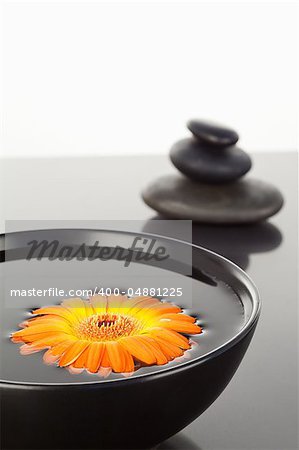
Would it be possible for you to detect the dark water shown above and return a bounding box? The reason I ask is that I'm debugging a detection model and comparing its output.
[0,258,245,384]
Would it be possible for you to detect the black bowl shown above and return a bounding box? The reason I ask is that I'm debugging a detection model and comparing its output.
[0,229,261,449]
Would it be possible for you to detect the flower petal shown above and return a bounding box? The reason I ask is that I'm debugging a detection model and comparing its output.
[106,342,128,373]
[149,327,190,350]
[137,336,169,365]
[58,340,89,367]
[11,331,69,344]
[158,319,201,334]
[72,345,90,369]
[43,340,73,365]
[85,342,104,373]
[100,346,111,368]
[62,298,89,322]
[19,334,67,353]
[123,350,135,373]
[33,306,75,323]
[12,322,73,339]
[159,313,196,323]
[90,295,108,315]
[154,338,184,359]
[119,336,156,365]
[19,344,42,355]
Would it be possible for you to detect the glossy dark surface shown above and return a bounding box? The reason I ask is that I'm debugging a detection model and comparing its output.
[0,152,297,449]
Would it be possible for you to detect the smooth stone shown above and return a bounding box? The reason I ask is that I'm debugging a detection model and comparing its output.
[170,138,252,183]
[142,175,284,224]
[187,119,239,146]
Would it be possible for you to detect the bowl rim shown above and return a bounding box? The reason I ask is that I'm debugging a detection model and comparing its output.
[0,228,261,387]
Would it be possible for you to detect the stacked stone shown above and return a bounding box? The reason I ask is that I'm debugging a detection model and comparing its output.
[142,119,283,224]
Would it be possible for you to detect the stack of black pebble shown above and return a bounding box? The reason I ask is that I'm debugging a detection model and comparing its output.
[142,119,284,224]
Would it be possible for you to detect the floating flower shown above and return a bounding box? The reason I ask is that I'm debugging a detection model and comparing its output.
[11,295,202,376]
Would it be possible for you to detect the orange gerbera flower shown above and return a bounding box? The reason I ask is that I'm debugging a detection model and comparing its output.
[11,295,202,376]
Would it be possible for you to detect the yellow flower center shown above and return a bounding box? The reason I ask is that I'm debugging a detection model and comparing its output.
[75,313,141,342]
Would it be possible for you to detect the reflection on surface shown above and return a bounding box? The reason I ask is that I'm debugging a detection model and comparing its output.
[143,217,282,270]
[158,433,202,450]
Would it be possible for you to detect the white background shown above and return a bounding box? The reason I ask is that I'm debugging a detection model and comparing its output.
[0,1,298,157]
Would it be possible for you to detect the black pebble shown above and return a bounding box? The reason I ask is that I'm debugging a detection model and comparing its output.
[142,175,284,224]
[187,119,239,147]
[170,138,252,183]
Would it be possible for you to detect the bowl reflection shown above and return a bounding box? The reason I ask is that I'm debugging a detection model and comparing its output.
[158,433,201,450]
